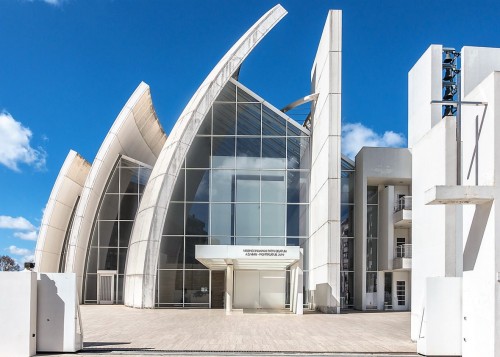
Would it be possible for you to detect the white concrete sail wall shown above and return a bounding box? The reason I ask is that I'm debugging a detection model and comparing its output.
[461,70,499,356]
[64,82,166,299]
[124,5,287,308]
[309,10,342,313]
[409,45,460,342]
[35,150,91,272]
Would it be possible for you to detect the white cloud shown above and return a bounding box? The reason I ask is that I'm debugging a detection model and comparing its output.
[7,245,31,256]
[342,122,406,159]
[0,215,36,231]
[14,231,38,241]
[0,111,47,172]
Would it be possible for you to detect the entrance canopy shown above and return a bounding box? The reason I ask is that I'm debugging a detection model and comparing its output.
[195,245,300,270]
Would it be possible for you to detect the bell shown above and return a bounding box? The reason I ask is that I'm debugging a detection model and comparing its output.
[443,86,455,101]
[443,105,455,116]
[443,68,455,81]
[443,52,454,63]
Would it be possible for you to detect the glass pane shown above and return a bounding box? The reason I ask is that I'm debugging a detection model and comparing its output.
[118,248,127,274]
[340,272,354,306]
[197,108,212,135]
[237,103,261,135]
[367,205,378,238]
[340,238,354,271]
[120,166,140,195]
[185,236,208,269]
[235,203,259,237]
[366,272,377,293]
[210,203,233,236]
[163,203,184,235]
[213,103,236,135]
[137,167,152,193]
[90,226,98,247]
[237,87,258,102]
[235,236,259,245]
[186,136,211,168]
[98,247,118,270]
[262,138,286,169]
[119,221,133,247]
[261,171,285,202]
[117,275,124,303]
[262,106,286,136]
[119,195,138,220]
[286,237,307,247]
[367,186,378,204]
[366,238,378,271]
[184,270,210,304]
[211,236,232,245]
[287,171,308,203]
[185,169,210,202]
[341,175,354,203]
[216,81,236,102]
[287,122,306,136]
[106,169,120,193]
[236,171,260,202]
[158,270,183,304]
[236,138,261,169]
[86,248,98,274]
[99,194,118,220]
[341,204,354,237]
[287,137,310,169]
[287,204,308,237]
[261,204,285,236]
[261,237,286,246]
[99,221,118,247]
[211,170,234,202]
[171,169,185,201]
[185,203,209,236]
[212,137,235,168]
[158,236,184,269]
[85,274,97,301]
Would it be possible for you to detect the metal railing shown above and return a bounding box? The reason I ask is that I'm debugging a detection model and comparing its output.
[394,196,412,212]
[395,244,412,258]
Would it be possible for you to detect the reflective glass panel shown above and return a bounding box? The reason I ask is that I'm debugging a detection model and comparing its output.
[236,138,261,169]
[261,171,285,202]
[85,274,97,301]
[211,170,234,202]
[287,204,308,237]
[235,203,259,237]
[163,203,184,236]
[366,238,378,271]
[171,169,185,201]
[340,238,354,271]
[99,221,118,247]
[185,203,209,236]
[185,169,210,202]
[158,236,184,269]
[186,137,211,168]
[261,204,285,236]
[367,205,378,238]
[213,103,236,135]
[262,106,286,136]
[158,270,183,304]
[210,203,232,236]
[236,171,260,202]
[212,137,235,168]
[341,205,354,237]
[184,270,210,304]
[237,103,261,135]
[185,236,208,269]
[119,195,138,220]
[262,138,286,169]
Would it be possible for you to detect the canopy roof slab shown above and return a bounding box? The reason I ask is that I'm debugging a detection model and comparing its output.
[425,185,495,205]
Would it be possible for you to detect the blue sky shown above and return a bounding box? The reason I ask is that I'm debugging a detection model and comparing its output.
[1,0,500,263]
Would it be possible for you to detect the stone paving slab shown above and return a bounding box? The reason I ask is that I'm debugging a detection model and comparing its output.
[80,306,416,353]
[37,306,417,356]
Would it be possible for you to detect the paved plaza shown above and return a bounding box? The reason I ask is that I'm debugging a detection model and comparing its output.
[60,306,418,356]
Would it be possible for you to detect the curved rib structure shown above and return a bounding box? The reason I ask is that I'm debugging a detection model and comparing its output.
[65,82,167,299]
[35,150,91,272]
[124,4,287,308]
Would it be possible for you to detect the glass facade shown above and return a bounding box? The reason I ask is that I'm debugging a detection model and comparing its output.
[366,186,378,294]
[340,158,355,308]
[156,80,311,307]
[84,157,152,304]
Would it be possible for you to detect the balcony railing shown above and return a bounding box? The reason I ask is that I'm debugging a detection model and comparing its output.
[395,244,412,259]
[394,195,412,212]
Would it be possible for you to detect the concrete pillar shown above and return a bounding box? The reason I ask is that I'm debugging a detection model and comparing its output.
[225,264,233,314]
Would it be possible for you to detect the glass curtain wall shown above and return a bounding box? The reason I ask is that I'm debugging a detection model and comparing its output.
[366,186,379,297]
[157,79,311,308]
[84,156,152,304]
[340,158,355,308]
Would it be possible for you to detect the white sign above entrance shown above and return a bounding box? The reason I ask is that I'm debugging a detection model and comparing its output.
[195,245,300,270]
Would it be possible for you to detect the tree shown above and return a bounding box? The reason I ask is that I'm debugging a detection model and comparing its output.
[0,255,21,271]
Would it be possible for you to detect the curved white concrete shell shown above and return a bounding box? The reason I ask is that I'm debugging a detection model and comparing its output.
[64,82,167,299]
[124,5,287,308]
[35,150,91,272]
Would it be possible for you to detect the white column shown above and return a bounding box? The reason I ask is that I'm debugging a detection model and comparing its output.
[290,265,296,312]
[225,264,233,314]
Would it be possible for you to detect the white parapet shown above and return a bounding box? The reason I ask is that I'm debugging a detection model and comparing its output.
[425,185,495,205]
[0,272,37,357]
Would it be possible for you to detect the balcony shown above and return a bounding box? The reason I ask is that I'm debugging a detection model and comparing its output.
[393,244,412,270]
[393,196,412,228]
